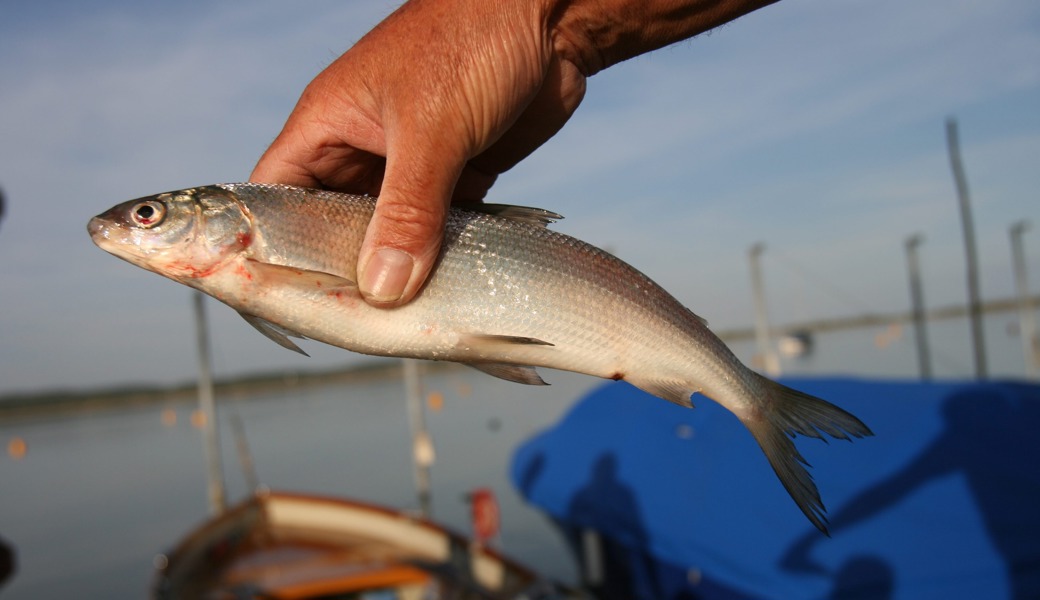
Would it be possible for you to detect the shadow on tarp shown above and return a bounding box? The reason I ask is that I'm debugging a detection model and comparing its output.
[511,378,1040,599]
[0,534,14,590]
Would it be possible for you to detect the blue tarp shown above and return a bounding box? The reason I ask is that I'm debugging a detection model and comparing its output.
[511,378,1040,599]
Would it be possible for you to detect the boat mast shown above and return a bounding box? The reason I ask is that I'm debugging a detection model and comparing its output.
[905,233,932,379]
[403,359,434,517]
[1010,221,1039,378]
[194,292,226,515]
[749,243,781,376]
[946,117,987,378]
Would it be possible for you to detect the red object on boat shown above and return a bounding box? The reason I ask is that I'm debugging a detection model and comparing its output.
[470,488,500,543]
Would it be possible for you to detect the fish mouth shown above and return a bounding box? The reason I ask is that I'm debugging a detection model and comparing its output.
[86,215,120,250]
[87,211,129,253]
[86,216,107,243]
[86,214,154,271]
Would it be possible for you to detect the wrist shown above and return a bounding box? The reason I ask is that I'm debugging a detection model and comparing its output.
[546,0,780,75]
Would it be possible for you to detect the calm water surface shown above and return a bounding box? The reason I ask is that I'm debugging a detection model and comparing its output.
[1,314,1036,598]
[0,366,595,598]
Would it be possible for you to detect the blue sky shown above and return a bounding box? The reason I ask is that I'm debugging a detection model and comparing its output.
[1,0,1038,395]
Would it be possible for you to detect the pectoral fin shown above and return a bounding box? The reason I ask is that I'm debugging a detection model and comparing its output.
[467,363,548,385]
[246,259,357,291]
[458,333,555,349]
[239,313,309,356]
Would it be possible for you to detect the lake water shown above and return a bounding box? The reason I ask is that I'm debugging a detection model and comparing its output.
[0,366,597,598]
[1,313,1036,598]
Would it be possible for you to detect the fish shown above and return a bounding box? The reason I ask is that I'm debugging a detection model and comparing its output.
[88,182,871,533]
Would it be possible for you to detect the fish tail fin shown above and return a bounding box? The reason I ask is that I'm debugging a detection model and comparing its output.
[741,376,873,535]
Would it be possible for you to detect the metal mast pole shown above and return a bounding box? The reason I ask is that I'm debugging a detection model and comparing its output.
[193,291,226,515]
[946,117,987,378]
[749,243,781,376]
[403,359,433,517]
[1010,221,1039,377]
[905,234,932,379]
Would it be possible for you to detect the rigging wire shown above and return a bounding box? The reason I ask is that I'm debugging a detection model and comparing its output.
[766,248,969,377]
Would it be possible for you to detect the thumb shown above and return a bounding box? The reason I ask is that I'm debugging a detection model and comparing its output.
[357,145,462,307]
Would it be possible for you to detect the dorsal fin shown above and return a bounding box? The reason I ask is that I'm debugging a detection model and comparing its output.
[466,203,563,227]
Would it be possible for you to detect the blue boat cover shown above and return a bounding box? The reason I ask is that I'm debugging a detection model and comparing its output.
[511,378,1040,599]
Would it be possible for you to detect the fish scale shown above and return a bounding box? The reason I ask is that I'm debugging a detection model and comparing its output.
[88,182,872,533]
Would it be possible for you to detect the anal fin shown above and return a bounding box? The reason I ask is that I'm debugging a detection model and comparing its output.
[467,363,548,385]
[629,378,696,409]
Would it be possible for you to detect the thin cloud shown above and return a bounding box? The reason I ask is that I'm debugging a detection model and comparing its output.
[0,0,1038,393]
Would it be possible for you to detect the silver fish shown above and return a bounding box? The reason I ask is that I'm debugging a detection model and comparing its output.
[88,183,871,532]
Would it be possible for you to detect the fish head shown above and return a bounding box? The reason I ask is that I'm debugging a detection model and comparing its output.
[87,185,252,284]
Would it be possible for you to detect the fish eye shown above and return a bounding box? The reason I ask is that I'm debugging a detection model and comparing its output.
[130,200,166,228]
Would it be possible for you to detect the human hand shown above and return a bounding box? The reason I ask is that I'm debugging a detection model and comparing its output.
[251,0,587,306]
[251,0,779,307]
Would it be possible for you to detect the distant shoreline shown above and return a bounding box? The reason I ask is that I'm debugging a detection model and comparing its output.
[0,359,463,422]
[3,295,1033,421]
